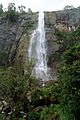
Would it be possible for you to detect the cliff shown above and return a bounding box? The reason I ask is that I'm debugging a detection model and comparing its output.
[44,7,80,79]
[44,12,60,80]
[0,8,80,79]
[0,12,38,66]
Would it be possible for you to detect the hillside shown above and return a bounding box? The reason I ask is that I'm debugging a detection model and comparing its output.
[0,4,80,120]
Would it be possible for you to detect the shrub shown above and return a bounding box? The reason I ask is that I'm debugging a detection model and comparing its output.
[5,10,19,22]
[28,112,40,120]
[40,105,54,120]
[58,44,80,120]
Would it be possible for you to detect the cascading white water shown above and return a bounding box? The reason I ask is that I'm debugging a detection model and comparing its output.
[28,11,51,81]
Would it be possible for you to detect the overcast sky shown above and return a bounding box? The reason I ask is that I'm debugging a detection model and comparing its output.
[0,0,80,11]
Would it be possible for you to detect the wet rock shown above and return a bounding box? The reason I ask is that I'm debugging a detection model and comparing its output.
[44,12,60,80]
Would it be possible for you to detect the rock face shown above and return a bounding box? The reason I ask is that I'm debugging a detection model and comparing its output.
[0,12,38,66]
[44,12,61,80]
[0,11,73,80]
[44,9,80,80]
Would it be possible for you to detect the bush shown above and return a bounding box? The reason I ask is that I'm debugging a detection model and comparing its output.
[54,104,74,120]
[40,105,54,120]
[58,44,80,120]
[28,112,40,120]
[31,89,42,107]
[0,59,40,119]
[5,10,19,22]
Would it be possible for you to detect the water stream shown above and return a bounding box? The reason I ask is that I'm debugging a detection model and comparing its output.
[28,11,52,81]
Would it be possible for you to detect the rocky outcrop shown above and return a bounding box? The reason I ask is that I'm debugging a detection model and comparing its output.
[10,13,38,64]
[44,12,61,80]
[0,12,38,66]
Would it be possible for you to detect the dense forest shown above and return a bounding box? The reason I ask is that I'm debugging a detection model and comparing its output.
[0,3,80,120]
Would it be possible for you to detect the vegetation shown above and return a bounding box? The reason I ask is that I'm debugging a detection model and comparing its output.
[56,5,80,26]
[55,44,80,120]
[18,5,26,13]
[47,25,80,120]
[55,27,80,51]
[0,3,80,120]
[53,24,80,120]
[0,3,27,22]
[28,112,40,120]
[0,61,58,120]
[5,3,19,22]
[0,4,3,16]
[0,61,38,119]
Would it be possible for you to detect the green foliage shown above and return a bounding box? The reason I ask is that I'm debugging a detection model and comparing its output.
[31,81,60,109]
[54,104,74,120]
[62,44,80,64]
[31,89,42,106]
[0,61,38,119]
[54,28,80,120]
[0,4,80,120]
[5,3,19,22]
[5,10,19,22]
[28,112,40,120]
[0,65,29,106]
[40,105,54,120]
[75,27,80,41]
[55,27,80,52]
[41,81,60,103]
[23,21,35,34]
[58,44,80,120]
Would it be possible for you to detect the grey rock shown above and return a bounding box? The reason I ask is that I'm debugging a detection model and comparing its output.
[0,12,38,66]
[44,12,61,80]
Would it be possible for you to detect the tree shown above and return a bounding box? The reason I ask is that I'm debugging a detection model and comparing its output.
[8,3,16,11]
[0,4,3,15]
[64,5,74,10]
[0,59,39,119]
[18,5,26,13]
[28,8,32,14]
[6,3,19,22]
[59,44,80,120]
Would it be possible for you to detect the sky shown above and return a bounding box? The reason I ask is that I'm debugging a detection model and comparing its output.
[0,0,80,12]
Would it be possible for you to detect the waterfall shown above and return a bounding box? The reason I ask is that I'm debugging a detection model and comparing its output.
[28,11,51,81]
